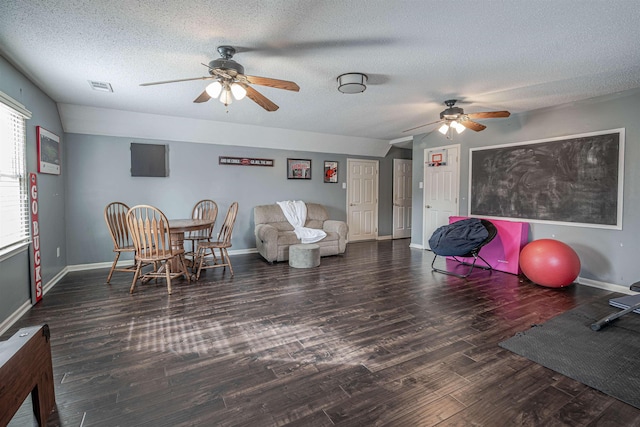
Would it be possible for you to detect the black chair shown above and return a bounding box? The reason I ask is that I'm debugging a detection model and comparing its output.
[429,218,497,279]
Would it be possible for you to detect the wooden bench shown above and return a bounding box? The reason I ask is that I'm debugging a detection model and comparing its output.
[0,324,56,426]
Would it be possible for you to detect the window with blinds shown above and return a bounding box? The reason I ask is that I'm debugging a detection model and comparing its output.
[0,93,31,254]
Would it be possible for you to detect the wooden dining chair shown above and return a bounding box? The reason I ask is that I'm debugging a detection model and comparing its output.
[126,205,190,294]
[184,199,218,266]
[104,201,137,283]
[195,202,239,280]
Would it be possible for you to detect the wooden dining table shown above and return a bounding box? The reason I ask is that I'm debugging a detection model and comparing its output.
[168,218,215,274]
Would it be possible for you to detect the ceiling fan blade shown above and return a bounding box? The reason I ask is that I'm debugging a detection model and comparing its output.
[466,111,511,119]
[193,90,211,103]
[244,85,279,111]
[140,76,215,86]
[402,119,443,133]
[460,120,487,132]
[244,75,300,92]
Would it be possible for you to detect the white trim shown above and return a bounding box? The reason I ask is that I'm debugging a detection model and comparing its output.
[0,266,67,336]
[0,241,29,262]
[0,90,32,119]
[229,248,258,255]
[65,248,260,272]
[66,261,113,272]
[409,243,425,250]
[43,267,68,296]
[377,235,392,241]
[0,300,32,336]
[577,277,633,295]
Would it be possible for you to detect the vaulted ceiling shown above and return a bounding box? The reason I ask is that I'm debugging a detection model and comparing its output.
[2,1,640,145]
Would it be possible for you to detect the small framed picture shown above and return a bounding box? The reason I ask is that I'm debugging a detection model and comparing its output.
[324,161,338,183]
[37,126,61,175]
[287,158,312,179]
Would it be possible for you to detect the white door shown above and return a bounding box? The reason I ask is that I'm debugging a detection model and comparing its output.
[423,145,460,249]
[393,159,412,239]
[347,159,379,242]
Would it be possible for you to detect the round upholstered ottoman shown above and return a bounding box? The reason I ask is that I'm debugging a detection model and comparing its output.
[289,244,321,268]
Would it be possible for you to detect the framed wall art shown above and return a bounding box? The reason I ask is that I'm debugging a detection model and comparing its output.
[324,161,338,183]
[469,128,624,229]
[37,126,61,175]
[287,158,311,179]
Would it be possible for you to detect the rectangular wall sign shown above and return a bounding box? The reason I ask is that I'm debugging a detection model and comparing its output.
[219,156,274,166]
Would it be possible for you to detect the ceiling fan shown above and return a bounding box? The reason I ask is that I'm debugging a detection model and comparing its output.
[403,99,510,137]
[140,45,300,112]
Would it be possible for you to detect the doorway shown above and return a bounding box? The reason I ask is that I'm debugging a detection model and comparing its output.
[392,158,412,239]
[423,145,460,249]
[346,158,379,242]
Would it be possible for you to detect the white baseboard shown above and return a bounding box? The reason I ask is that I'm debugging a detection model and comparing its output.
[229,248,258,255]
[377,235,392,241]
[66,248,259,272]
[67,261,115,271]
[0,266,70,336]
[0,300,32,336]
[409,243,425,250]
[577,277,634,295]
[43,266,69,296]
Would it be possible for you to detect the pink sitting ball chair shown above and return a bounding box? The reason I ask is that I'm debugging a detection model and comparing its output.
[519,239,581,288]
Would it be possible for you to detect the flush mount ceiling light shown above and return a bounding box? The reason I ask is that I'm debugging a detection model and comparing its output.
[337,73,368,94]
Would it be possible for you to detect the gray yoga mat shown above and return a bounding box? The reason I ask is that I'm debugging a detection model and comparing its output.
[499,297,640,409]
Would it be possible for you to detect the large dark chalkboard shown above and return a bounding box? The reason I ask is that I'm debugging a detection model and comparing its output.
[469,129,623,228]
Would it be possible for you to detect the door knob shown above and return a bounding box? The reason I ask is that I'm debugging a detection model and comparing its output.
[425,205,431,208]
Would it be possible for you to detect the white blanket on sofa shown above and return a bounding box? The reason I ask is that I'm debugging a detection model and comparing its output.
[277,200,327,244]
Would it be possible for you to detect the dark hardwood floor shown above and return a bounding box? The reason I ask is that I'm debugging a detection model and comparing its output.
[5,239,640,426]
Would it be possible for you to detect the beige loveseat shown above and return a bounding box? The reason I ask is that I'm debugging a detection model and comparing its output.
[254,203,348,263]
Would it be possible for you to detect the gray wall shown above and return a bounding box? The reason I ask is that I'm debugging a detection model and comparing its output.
[0,55,66,323]
[64,136,411,266]
[411,90,640,287]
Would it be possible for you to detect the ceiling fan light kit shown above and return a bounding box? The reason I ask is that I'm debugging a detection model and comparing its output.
[230,83,247,100]
[439,120,466,139]
[337,73,368,94]
[403,99,511,136]
[205,80,247,106]
[205,81,222,98]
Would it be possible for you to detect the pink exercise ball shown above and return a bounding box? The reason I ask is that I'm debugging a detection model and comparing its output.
[519,239,581,288]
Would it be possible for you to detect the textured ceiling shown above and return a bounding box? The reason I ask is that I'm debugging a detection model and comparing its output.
[2,0,640,142]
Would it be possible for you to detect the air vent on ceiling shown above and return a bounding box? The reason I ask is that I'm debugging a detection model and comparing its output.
[88,80,113,92]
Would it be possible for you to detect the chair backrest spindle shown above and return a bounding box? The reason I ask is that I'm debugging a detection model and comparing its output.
[104,202,133,250]
[188,199,218,239]
[218,202,239,245]
[127,205,174,260]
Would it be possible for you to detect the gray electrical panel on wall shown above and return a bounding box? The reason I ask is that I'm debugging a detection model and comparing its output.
[130,143,169,177]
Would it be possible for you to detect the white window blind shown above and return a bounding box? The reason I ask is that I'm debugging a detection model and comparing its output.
[0,92,31,253]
